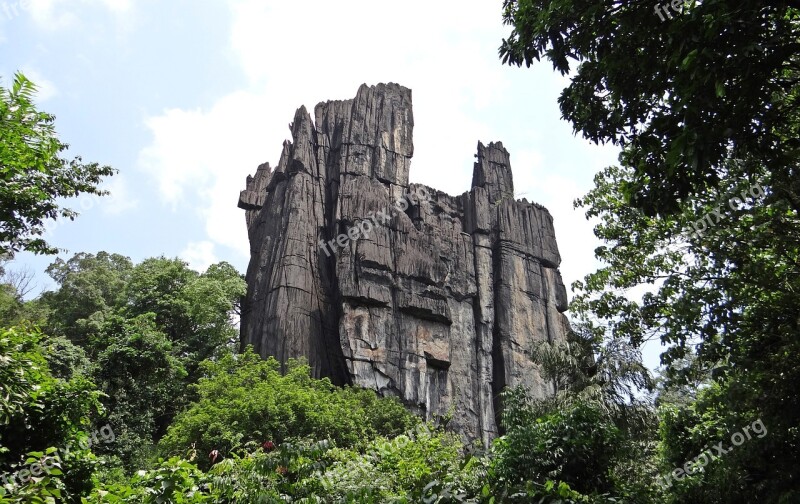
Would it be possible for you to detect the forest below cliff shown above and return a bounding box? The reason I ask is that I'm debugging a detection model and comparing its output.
[2,0,800,502]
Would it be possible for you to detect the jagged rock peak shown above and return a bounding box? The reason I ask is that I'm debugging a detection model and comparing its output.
[313,82,413,186]
[472,141,514,204]
[238,83,570,447]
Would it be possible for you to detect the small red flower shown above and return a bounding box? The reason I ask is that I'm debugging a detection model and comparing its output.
[262,440,276,452]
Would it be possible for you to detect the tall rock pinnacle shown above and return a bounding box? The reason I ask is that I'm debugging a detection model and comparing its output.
[238,83,570,445]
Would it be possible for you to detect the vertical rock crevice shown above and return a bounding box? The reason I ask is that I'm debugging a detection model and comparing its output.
[238,83,570,445]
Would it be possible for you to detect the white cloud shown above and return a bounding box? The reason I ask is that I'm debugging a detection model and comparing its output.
[102,174,139,215]
[180,241,218,272]
[136,0,521,261]
[136,0,623,304]
[20,66,57,101]
[97,0,129,12]
[138,91,275,257]
[25,0,78,29]
[24,0,130,30]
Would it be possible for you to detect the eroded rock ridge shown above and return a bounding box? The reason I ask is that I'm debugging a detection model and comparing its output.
[239,83,570,445]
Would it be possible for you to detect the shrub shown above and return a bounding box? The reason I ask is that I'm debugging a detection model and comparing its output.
[158,348,418,468]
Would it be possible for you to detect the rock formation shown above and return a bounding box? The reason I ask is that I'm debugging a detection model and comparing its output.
[239,83,570,446]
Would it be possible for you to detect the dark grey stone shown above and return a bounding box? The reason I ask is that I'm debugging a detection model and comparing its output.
[239,83,571,446]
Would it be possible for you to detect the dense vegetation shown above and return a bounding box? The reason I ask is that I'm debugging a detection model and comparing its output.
[2,0,799,500]
[502,0,800,502]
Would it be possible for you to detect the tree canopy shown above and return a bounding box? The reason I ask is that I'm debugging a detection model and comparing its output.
[500,1,800,501]
[0,73,115,256]
[500,0,800,215]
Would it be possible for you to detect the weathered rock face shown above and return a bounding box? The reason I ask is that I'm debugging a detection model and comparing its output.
[239,83,570,445]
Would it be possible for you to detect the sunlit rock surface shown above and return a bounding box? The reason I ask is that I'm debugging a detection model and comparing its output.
[239,83,570,445]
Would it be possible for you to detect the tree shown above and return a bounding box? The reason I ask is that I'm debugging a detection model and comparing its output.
[528,327,653,421]
[493,389,626,498]
[569,163,799,501]
[36,253,247,468]
[89,426,477,503]
[0,283,21,327]
[124,257,197,343]
[0,260,45,327]
[124,258,244,358]
[93,313,188,468]
[501,4,800,500]
[491,329,657,501]
[0,73,115,256]
[41,253,245,365]
[0,325,105,501]
[499,0,800,215]
[0,262,35,299]
[41,252,133,344]
[123,257,246,379]
[158,349,418,470]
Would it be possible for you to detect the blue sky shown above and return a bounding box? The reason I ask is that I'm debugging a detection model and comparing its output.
[1,0,664,369]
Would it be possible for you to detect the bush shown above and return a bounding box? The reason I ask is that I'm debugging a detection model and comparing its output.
[317,425,475,502]
[491,387,624,497]
[0,325,106,502]
[159,348,418,468]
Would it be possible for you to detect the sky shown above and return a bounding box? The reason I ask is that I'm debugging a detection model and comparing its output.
[1,0,664,369]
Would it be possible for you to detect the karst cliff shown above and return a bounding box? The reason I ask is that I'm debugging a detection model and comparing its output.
[238,83,571,445]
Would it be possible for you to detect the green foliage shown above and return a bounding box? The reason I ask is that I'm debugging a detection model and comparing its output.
[43,253,245,366]
[94,314,188,467]
[39,336,92,381]
[159,348,418,468]
[92,426,481,503]
[124,257,197,342]
[493,388,623,495]
[37,252,246,469]
[84,457,213,503]
[0,326,102,453]
[0,325,50,427]
[500,12,800,498]
[486,331,659,503]
[76,334,657,503]
[0,447,69,504]
[655,381,792,504]
[0,263,47,327]
[124,257,246,376]
[500,0,800,215]
[570,160,800,501]
[207,438,334,502]
[0,73,115,256]
[0,285,20,328]
[42,252,133,345]
[314,426,475,502]
[529,330,653,427]
[0,325,106,502]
